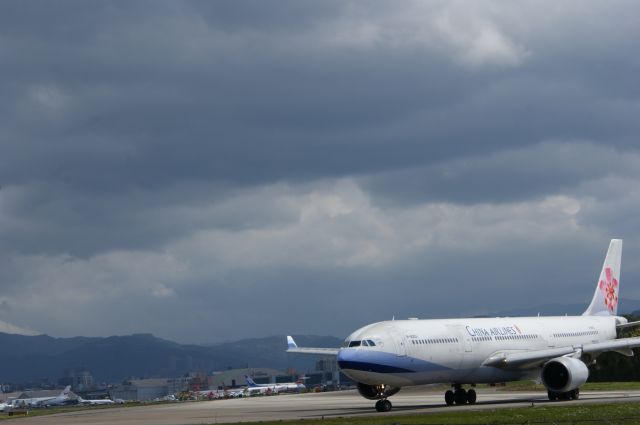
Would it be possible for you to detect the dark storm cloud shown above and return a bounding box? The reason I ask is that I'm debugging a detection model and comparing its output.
[362,142,640,205]
[3,1,638,194]
[1,1,640,342]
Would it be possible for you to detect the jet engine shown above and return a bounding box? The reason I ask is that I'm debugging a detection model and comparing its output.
[356,383,401,400]
[541,356,589,393]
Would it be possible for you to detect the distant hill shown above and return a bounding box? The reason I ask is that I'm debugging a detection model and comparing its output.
[0,333,341,384]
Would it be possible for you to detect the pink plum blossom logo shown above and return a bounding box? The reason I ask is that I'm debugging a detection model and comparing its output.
[599,267,618,312]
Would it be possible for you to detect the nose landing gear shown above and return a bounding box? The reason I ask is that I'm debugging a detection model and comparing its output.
[445,384,477,405]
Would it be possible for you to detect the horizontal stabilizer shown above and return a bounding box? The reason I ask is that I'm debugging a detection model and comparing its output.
[616,320,640,330]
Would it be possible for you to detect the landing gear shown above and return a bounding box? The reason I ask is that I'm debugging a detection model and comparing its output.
[375,399,392,412]
[445,390,454,405]
[445,385,476,405]
[547,388,579,401]
[467,389,477,404]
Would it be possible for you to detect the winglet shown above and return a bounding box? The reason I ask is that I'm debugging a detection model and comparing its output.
[583,239,623,316]
[287,335,298,349]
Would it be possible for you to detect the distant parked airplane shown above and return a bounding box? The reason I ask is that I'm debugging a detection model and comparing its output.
[78,396,115,405]
[244,375,305,393]
[16,386,72,407]
[288,239,640,412]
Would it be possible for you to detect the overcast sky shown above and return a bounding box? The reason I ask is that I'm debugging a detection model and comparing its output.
[1,1,639,343]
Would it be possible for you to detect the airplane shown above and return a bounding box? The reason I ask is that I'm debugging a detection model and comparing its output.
[197,387,245,399]
[15,386,73,407]
[244,375,306,393]
[287,239,640,412]
[78,396,115,405]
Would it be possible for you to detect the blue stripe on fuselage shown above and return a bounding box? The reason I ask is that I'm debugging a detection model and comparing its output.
[337,349,450,374]
[337,360,414,374]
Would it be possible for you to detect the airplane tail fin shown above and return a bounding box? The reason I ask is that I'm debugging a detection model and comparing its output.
[583,239,622,316]
[62,385,71,396]
[245,375,258,387]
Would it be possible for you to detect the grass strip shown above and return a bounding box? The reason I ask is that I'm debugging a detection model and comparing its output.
[213,402,640,425]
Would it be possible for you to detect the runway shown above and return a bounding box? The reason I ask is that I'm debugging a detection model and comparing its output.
[10,388,640,425]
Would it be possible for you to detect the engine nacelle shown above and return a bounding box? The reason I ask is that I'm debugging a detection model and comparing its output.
[541,356,589,393]
[356,383,401,400]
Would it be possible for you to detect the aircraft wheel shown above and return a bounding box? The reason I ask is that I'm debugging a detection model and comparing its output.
[547,390,558,401]
[571,389,580,400]
[375,399,392,412]
[467,389,477,404]
[444,390,455,406]
[454,388,467,404]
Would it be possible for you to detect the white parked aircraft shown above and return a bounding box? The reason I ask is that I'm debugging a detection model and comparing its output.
[198,388,245,398]
[15,386,72,407]
[288,239,640,412]
[78,396,115,405]
[244,375,305,394]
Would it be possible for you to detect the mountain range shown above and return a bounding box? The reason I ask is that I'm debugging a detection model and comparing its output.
[0,333,341,385]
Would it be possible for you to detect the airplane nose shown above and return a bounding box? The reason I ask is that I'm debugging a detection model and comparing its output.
[337,348,359,370]
[337,348,363,382]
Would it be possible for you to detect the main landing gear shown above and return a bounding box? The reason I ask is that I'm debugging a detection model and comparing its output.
[445,384,477,406]
[548,388,579,401]
[374,399,392,412]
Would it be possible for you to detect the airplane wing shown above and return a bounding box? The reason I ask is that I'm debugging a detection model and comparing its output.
[483,336,640,370]
[286,335,339,356]
[581,336,640,356]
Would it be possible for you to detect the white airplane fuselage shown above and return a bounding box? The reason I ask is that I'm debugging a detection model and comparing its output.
[338,315,617,387]
[80,398,115,405]
[288,239,639,412]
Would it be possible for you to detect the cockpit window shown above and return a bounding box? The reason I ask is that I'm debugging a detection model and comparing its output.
[348,340,361,347]
[361,340,370,346]
[366,339,376,346]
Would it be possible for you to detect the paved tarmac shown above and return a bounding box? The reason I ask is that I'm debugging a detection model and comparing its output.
[9,388,640,425]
